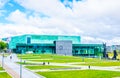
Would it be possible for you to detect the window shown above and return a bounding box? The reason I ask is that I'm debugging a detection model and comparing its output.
[27,37,31,44]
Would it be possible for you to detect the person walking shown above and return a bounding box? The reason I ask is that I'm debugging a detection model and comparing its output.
[88,65,90,69]
[48,62,49,65]
[10,55,12,60]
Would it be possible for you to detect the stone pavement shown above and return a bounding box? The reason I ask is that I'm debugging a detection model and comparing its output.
[0,54,44,78]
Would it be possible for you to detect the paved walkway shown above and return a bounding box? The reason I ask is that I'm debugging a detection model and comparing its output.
[24,61,120,72]
[0,54,44,78]
[0,71,5,72]
[49,63,120,72]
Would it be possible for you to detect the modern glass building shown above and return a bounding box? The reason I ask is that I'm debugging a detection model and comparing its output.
[2,34,104,57]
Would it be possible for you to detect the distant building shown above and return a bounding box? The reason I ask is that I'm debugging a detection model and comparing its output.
[2,34,104,57]
[112,45,120,51]
[106,46,113,52]
[106,45,120,53]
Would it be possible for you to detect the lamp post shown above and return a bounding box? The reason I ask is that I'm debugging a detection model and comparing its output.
[20,50,23,78]
[2,52,4,68]
[88,50,90,58]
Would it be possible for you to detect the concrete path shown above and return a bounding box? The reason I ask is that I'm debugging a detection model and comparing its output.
[29,62,120,72]
[23,60,120,72]
[0,54,44,78]
[50,63,120,72]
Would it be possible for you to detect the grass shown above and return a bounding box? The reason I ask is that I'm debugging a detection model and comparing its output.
[0,53,10,57]
[0,72,11,78]
[4,53,10,57]
[17,54,104,63]
[108,52,120,59]
[17,54,120,66]
[37,70,120,78]
[17,54,80,59]
[17,62,40,65]
[30,58,106,63]
[25,65,72,70]
[27,59,83,63]
[76,61,120,66]
[0,67,11,78]
[0,67,4,70]
[17,54,120,78]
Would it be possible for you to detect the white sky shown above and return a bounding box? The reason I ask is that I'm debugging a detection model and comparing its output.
[0,0,120,45]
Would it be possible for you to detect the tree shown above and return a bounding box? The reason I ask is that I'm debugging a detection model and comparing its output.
[0,41,7,52]
[112,50,117,60]
[103,43,107,58]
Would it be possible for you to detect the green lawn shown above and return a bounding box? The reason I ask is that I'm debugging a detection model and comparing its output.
[25,65,71,70]
[77,61,120,66]
[28,59,83,63]
[17,54,104,63]
[37,70,120,78]
[17,54,120,78]
[0,53,10,57]
[0,72,11,78]
[0,66,11,78]
[17,54,80,59]
[0,67,4,70]
[17,62,40,65]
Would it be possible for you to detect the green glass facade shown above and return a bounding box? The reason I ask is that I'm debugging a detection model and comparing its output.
[2,34,104,57]
[73,44,103,56]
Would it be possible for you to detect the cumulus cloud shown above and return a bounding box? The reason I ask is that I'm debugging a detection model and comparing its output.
[82,36,120,46]
[0,0,9,16]
[0,0,9,8]
[0,10,6,16]
[1,0,120,45]
[73,0,120,17]
[6,10,28,24]
[6,9,83,36]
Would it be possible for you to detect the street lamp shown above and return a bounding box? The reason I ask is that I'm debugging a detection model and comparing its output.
[2,52,4,68]
[20,50,23,78]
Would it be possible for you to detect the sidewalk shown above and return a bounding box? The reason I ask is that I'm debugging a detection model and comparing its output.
[23,60,120,72]
[22,59,120,72]
[0,54,44,78]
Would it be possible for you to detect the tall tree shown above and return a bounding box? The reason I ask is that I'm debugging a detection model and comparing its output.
[113,50,117,60]
[0,41,7,52]
[103,43,107,58]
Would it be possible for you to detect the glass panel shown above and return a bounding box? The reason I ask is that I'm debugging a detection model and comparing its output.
[27,37,31,44]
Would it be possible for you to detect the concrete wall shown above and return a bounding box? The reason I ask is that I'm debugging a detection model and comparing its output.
[55,40,72,55]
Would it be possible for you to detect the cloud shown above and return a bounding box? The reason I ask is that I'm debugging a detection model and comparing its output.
[0,10,6,16]
[0,23,43,38]
[6,9,83,36]
[6,10,28,24]
[82,36,120,46]
[0,0,9,8]
[73,0,120,17]
[1,0,120,46]
[14,0,73,18]
[0,0,9,16]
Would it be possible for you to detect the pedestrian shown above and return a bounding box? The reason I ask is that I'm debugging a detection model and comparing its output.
[10,55,12,60]
[48,62,49,65]
[24,60,26,64]
[43,62,45,65]
[88,65,90,69]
